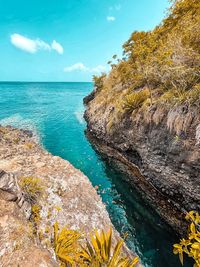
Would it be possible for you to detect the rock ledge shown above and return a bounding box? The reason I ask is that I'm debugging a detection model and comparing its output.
[0,125,131,266]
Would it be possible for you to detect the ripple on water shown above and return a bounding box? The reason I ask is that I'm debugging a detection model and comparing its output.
[0,82,191,267]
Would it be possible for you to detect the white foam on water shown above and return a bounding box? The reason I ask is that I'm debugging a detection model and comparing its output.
[0,113,42,142]
[0,114,33,129]
[74,111,84,124]
[74,106,85,125]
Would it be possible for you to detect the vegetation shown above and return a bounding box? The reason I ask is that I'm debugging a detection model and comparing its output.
[31,204,42,235]
[19,176,45,237]
[79,228,138,267]
[123,88,150,112]
[54,222,81,266]
[19,179,138,267]
[24,142,34,149]
[93,74,107,92]
[19,176,45,204]
[53,223,139,267]
[93,0,200,114]
[173,211,200,267]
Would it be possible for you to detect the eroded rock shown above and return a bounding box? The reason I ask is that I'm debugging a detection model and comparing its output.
[84,89,200,235]
[0,126,137,266]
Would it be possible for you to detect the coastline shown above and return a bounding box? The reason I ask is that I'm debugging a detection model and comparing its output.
[85,129,187,235]
[0,125,137,266]
[84,90,200,236]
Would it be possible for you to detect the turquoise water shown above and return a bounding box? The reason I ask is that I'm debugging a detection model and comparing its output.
[0,82,188,267]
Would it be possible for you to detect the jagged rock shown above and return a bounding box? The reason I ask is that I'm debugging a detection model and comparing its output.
[0,198,58,267]
[84,88,200,235]
[0,170,32,219]
[0,126,137,266]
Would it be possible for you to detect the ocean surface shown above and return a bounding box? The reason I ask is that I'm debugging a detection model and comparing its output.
[0,82,187,267]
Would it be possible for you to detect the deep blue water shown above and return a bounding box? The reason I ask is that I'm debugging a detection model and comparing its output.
[0,82,187,267]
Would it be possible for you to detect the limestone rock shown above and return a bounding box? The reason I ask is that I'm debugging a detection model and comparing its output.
[84,87,200,235]
[0,126,136,266]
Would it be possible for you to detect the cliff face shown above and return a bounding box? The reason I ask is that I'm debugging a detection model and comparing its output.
[84,0,200,235]
[84,90,200,234]
[0,126,127,266]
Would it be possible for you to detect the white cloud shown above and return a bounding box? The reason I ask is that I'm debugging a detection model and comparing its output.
[64,63,88,72]
[11,34,38,53]
[107,16,115,22]
[91,65,107,73]
[64,63,107,74]
[51,40,64,55]
[10,33,64,54]
[35,39,51,51]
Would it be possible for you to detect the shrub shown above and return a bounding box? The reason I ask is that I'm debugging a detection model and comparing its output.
[160,89,189,105]
[31,204,42,235]
[19,176,45,204]
[188,85,200,104]
[79,228,139,267]
[173,211,200,266]
[24,142,34,149]
[53,221,81,266]
[53,223,139,267]
[92,0,200,115]
[123,88,150,112]
[160,85,200,106]
[93,74,107,91]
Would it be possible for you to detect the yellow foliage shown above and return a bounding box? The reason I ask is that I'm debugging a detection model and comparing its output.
[160,86,200,105]
[24,142,34,149]
[53,221,81,267]
[54,205,62,212]
[31,204,41,223]
[79,228,139,267]
[123,89,150,112]
[173,211,200,266]
[93,0,200,118]
[19,176,45,203]
[19,177,45,237]
[93,74,107,91]
[45,225,51,234]
[53,223,139,267]
[188,85,200,103]
[29,204,42,236]
[13,137,20,144]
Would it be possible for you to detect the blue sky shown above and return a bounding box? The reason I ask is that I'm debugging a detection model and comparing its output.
[0,0,170,82]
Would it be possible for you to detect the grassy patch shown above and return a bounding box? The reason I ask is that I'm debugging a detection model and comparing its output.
[122,88,150,112]
[19,176,45,204]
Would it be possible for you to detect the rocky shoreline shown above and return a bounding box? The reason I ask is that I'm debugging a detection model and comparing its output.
[0,125,135,266]
[84,91,200,236]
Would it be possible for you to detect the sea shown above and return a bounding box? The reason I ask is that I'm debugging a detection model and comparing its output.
[0,82,189,267]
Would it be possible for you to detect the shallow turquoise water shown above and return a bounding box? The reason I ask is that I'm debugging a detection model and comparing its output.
[0,82,188,267]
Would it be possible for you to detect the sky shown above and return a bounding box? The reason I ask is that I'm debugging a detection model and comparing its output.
[0,0,170,82]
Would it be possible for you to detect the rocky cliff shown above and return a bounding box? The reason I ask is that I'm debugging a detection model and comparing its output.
[84,0,200,235]
[0,126,134,266]
[84,90,200,234]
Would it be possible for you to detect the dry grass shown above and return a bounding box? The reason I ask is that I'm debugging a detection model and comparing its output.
[19,176,45,204]
[24,142,34,149]
[122,88,150,112]
[159,85,200,106]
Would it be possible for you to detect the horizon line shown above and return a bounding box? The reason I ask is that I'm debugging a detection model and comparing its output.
[0,81,93,83]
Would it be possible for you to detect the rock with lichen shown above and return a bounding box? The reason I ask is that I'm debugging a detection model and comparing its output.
[0,125,137,266]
